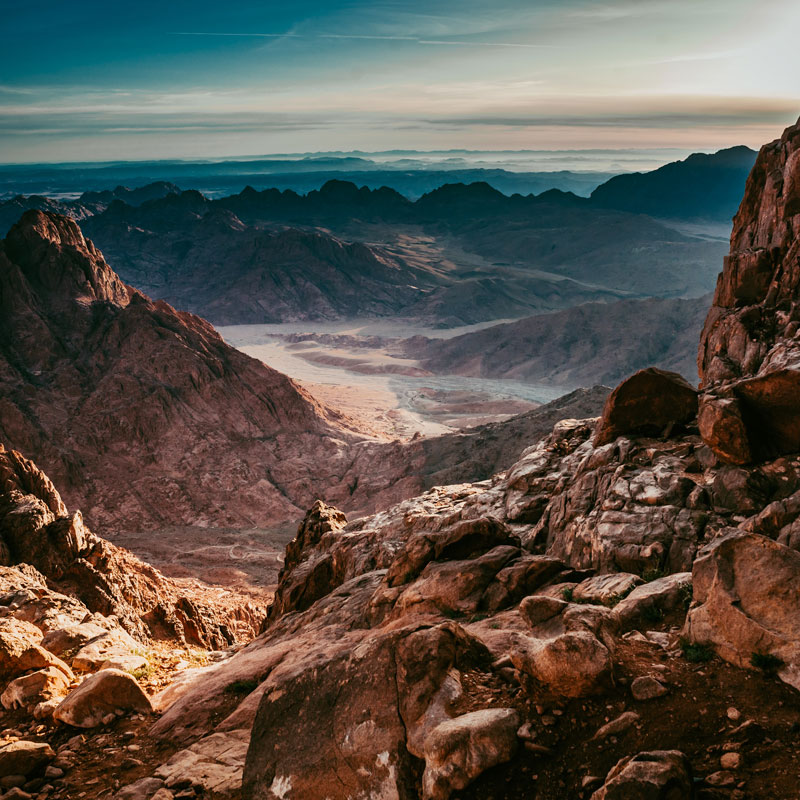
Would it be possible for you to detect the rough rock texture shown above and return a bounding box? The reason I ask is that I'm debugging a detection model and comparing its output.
[685,532,800,689]
[53,668,153,728]
[594,368,698,447]
[591,750,694,799]
[0,443,260,645]
[0,210,363,530]
[699,119,800,463]
[421,708,519,800]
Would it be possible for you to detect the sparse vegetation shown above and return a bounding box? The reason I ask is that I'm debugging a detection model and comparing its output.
[642,567,667,583]
[224,678,260,695]
[751,652,784,673]
[561,587,574,602]
[680,638,714,663]
[132,664,154,681]
[679,583,693,611]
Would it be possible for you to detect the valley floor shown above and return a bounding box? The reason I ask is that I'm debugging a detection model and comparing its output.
[218,321,565,438]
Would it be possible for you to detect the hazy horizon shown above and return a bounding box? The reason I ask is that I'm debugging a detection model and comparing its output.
[2,0,799,163]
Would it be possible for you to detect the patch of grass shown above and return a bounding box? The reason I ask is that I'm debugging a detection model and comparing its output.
[751,652,784,673]
[131,664,154,682]
[680,638,714,663]
[642,603,665,623]
[561,587,574,602]
[469,612,490,623]
[224,678,260,695]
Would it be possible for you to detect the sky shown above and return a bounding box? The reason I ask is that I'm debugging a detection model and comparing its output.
[1,0,799,163]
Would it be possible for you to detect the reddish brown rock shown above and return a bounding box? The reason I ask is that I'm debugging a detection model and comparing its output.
[697,395,752,465]
[594,368,698,447]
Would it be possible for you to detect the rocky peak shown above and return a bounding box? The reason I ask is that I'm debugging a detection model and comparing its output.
[697,118,800,464]
[2,209,130,309]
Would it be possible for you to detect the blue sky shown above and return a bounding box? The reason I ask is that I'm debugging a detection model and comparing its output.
[1,0,798,162]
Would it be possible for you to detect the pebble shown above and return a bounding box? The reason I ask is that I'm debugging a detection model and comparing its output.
[630,676,668,701]
[727,707,741,722]
[720,752,742,770]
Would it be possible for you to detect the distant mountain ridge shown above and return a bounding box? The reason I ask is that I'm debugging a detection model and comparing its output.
[590,145,757,220]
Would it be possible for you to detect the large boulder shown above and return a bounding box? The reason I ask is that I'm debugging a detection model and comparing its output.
[684,532,800,689]
[1,666,72,711]
[511,630,613,697]
[594,368,698,447]
[421,708,519,800]
[0,618,73,681]
[0,740,54,779]
[53,668,153,728]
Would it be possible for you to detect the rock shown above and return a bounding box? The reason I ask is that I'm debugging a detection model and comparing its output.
[512,631,613,697]
[100,655,148,673]
[698,395,752,465]
[572,574,643,605]
[591,750,694,798]
[1,668,72,711]
[592,711,640,741]
[40,623,109,657]
[518,595,567,628]
[726,707,741,722]
[720,752,741,770]
[113,777,165,800]
[154,730,248,797]
[684,533,800,689]
[630,676,668,701]
[421,708,519,800]
[70,629,141,672]
[613,573,692,630]
[53,669,153,728]
[0,619,72,682]
[594,368,698,447]
[0,742,54,779]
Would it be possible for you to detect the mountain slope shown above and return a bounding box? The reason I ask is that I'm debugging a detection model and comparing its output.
[0,210,365,529]
[409,295,710,387]
[590,145,757,221]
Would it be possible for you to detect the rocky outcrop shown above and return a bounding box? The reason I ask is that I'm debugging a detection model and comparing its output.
[698,119,800,464]
[590,750,695,799]
[594,368,698,446]
[0,443,261,645]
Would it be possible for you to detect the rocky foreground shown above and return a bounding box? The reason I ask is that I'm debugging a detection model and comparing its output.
[0,121,798,800]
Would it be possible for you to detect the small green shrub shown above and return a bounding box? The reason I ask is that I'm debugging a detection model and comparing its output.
[680,639,714,663]
[131,664,154,681]
[679,584,693,611]
[561,587,574,602]
[751,652,784,673]
[224,678,259,695]
[642,567,666,583]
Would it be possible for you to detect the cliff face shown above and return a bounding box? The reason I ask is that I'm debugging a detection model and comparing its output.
[698,119,800,464]
[0,210,361,529]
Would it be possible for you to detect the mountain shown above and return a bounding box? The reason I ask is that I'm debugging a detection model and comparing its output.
[0,210,367,529]
[590,145,758,221]
[71,179,725,327]
[124,118,800,800]
[407,294,710,387]
[78,181,180,207]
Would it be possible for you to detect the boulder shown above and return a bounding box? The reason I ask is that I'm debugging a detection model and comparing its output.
[684,532,800,689]
[572,573,644,605]
[53,668,153,728]
[421,708,519,800]
[154,729,249,797]
[40,622,109,657]
[1,667,72,711]
[511,631,613,697]
[71,628,141,672]
[594,368,698,447]
[630,676,668,701]
[614,573,692,630]
[0,740,54,779]
[0,618,73,680]
[590,750,694,799]
[698,395,752,465]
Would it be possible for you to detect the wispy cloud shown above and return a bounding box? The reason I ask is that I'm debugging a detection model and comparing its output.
[172,31,551,49]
